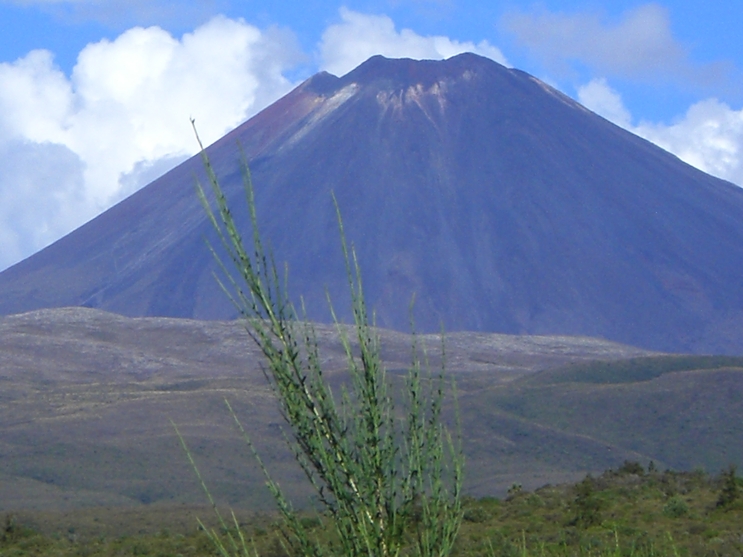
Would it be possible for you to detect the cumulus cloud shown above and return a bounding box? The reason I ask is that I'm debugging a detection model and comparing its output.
[502,4,727,87]
[319,7,508,77]
[577,78,632,128]
[0,140,86,268]
[0,15,301,271]
[577,78,743,187]
[635,100,743,185]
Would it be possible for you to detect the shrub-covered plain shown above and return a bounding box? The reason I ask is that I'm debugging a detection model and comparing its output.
[3,464,742,556]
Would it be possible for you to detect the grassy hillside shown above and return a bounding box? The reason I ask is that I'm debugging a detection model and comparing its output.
[2,309,743,519]
[0,308,656,511]
[525,355,743,384]
[480,356,743,473]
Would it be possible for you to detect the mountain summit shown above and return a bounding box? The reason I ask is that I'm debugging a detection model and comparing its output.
[2,53,743,354]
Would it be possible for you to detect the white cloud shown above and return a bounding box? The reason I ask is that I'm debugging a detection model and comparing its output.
[0,49,73,144]
[0,140,86,268]
[502,4,726,87]
[0,15,301,271]
[635,100,743,185]
[319,7,508,77]
[577,78,632,128]
[577,78,743,187]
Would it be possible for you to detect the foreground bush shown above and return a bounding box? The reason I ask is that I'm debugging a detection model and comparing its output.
[188,128,463,557]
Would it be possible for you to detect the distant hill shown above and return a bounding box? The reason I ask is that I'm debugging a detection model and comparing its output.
[2,54,743,353]
[3,308,743,512]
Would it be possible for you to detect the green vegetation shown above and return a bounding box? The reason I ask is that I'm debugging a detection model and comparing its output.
[483,359,743,474]
[3,464,743,556]
[528,355,743,385]
[188,128,463,556]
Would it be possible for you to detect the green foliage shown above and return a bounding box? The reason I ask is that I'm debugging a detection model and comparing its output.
[453,467,743,556]
[617,460,645,476]
[191,128,463,557]
[662,496,689,518]
[716,465,740,509]
[0,519,219,556]
[2,513,17,542]
[531,355,743,385]
[570,476,603,528]
[5,467,743,556]
[462,506,491,524]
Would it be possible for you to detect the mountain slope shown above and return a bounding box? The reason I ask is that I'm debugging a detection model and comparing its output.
[2,53,743,353]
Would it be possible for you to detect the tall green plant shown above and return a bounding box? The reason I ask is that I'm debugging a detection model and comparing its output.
[193,126,463,557]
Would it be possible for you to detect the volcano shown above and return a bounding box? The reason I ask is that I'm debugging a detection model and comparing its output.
[2,53,743,354]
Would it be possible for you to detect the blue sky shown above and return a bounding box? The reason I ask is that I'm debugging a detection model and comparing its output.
[1,0,743,271]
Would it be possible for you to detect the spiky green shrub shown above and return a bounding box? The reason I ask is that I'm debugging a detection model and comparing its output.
[191,128,463,557]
